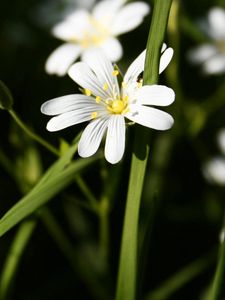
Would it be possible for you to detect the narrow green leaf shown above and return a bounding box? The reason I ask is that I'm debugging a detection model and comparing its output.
[0,144,98,237]
[0,80,13,110]
[0,219,36,300]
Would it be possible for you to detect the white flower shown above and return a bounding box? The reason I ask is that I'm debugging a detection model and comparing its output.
[203,128,225,185]
[41,46,175,164]
[45,0,150,76]
[188,7,225,75]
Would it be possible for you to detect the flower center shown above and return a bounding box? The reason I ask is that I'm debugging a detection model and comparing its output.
[107,96,129,114]
[80,17,109,48]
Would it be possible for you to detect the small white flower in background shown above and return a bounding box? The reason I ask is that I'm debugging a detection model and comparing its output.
[45,0,150,76]
[41,45,174,164]
[188,7,225,75]
[203,129,225,185]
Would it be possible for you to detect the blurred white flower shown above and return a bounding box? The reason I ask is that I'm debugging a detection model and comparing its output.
[188,7,225,75]
[203,128,225,185]
[45,0,150,76]
[41,46,175,164]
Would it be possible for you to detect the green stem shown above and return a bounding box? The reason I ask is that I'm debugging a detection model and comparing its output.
[9,109,60,156]
[0,219,36,300]
[206,212,225,300]
[75,175,99,211]
[98,196,110,262]
[8,109,98,211]
[115,1,172,300]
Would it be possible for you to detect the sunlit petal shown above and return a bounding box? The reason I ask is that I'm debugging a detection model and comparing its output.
[111,2,150,36]
[125,104,174,130]
[45,44,81,76]
[78,117,109,157]
[136,85,175,106]
[105,115,125,164]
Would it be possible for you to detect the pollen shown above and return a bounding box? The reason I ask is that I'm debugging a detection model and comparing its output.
[85,89,92,96]
[112,70,119,76]
[137,80,143,88]
[95,96,101,103]
[91,111,98,119]
[122,81,127,88]
[103,83,109,91]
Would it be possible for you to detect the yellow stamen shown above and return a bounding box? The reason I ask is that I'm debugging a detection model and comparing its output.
[91,112,98,119]
[103,83,109,91]
[122,81,127,88]
[112,70,119,76]
[137,81,143,88]
[95,96,101,103]
[85,89,92,96]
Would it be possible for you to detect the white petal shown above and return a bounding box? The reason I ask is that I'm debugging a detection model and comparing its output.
[187,44,218,64]
[208,7,225,40]
[159,47,174,74]
[125,104,174,130]
[202,53,225,74]
[41,94,96,116]
[68,61,109,98]
[136,85,175,106]
[110,2,150,36]
[124,50,146,84]
[217,128,225,155]
[92,0,125,25]
[100,37,123,62]
[78,117,109,157]
[82,48,120,97]
[203,157,225,185]
[52,10,90,41]
[46,105,106,132]
[105,115,125,164]
[45,43,81,76]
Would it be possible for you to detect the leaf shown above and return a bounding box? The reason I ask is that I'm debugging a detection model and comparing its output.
[0,143,98,237]
[0,80,13,110]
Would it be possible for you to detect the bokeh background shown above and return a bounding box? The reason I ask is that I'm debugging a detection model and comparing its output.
[0,0,225,299]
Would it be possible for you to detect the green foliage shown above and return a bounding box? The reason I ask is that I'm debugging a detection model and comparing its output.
[0,81,13,110]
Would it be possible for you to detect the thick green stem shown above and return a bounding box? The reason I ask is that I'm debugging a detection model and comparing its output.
[115,1,172,300]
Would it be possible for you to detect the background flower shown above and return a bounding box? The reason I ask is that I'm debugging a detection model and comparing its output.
[187,7,225,75]
[45,0,150,76]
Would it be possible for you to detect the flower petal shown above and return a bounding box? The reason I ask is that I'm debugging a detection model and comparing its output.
[208,7,225,40]
[136,85,175,106]
[202,53,225,74]
[68,61,109,98]
[52,10,90,41]
[100,37,123,61]
[46,105,106,132]
[217,128,225,155]
[105,115,125,164]
[82,48,120,97]
[92,0,125,25]
[78,117,109,157]
[159,46,174,74]
[41,94,96,116]
[45,43,81,76]
[203,157,225,185]
[110,2,150,36]
[125,104,174,130]
[124,50,146,84]
[187,44,218,64]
